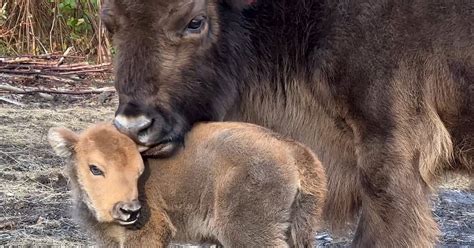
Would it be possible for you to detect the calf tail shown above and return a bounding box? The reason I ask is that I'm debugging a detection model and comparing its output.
[287,142,327,248]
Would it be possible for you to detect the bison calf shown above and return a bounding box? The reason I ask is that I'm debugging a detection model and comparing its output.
[48,122,327,247]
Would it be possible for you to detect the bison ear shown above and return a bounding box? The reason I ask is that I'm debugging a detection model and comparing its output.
[48,127,79,158]
[224,0,256,11]
[100,0,117,34]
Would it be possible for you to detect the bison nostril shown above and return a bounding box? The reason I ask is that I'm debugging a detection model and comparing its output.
[114,115,152,136]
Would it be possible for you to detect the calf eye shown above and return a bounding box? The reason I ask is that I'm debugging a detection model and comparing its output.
[89,165,104,176]
[186,16,206,33]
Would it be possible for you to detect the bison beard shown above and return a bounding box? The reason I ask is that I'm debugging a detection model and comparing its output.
[106,0,474,247]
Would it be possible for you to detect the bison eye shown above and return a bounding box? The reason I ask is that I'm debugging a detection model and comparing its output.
[89,165,104,176]
[186,16,206,33]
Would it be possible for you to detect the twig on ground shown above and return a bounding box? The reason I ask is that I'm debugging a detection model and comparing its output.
[0,220,15,230]
[0,63,110,71]
[38,93,54,101]
[56,47,73,66]
[1,54,85,60]
[0,55,111,87]
[0,63,111,76]
[0,73,80,84]
[0,96,25,106]
[57,69,110,75]
[0,84,115,95]
[0,84,24,93]
[36,75,78,84]
[17,88,115,95]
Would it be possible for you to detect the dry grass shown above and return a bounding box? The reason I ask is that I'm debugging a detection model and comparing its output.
[439,171,473,191]
[0,104,115,246]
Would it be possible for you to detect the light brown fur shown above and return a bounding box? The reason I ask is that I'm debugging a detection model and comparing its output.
[48,122,327,247]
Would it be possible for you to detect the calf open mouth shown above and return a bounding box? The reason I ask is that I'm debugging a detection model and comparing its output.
[117,210,141,226]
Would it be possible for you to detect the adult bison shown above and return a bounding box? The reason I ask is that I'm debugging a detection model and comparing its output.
[102,0,473,247]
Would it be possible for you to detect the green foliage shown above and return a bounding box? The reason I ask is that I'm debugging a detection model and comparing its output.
[56,0,97,48]
[2,0,110,61]
[0,2,8,25]
[0,42,12,56]
[58,0,77,12]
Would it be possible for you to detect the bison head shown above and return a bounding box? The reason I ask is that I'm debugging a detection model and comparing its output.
[103,0,254,150]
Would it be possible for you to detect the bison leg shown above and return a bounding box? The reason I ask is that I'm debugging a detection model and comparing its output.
[322,157,360,231]
[352,134,440,247]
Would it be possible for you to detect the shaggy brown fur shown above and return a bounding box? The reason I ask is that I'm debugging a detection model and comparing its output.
[48,122,327,247]
[103,0,473,246]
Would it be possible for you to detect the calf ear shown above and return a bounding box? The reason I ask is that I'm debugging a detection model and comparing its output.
[48,127,79,158]
[224,0,256,11]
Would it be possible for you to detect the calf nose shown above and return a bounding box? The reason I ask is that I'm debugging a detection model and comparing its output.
[113,200,142,225]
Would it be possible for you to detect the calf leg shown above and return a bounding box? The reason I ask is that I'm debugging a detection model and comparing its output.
[219,227,289,248]
[352,134,439,247]
[125,211,175,248]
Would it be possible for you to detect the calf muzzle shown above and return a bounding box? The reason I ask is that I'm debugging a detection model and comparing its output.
[113,200,142,225]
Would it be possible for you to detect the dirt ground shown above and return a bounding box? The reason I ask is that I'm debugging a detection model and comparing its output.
[1,92,473,247]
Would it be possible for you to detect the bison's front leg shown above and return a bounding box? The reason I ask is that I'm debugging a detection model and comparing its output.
[352,132,439,247]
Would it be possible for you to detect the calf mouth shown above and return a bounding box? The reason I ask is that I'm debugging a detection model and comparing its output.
[117,211,140,226]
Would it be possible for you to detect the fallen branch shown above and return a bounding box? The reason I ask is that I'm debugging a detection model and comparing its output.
[0,63,111,74]
[57,68,110,75]
[0,84,24,93]
[0,69,42,74]
[49,63,111,71]
[0,73,44,83]
[0,62,90,69]
[38,92,54,101]
[0,220,16,230]
[0,63,110,71]
[0,59,56,65]
[0,72,79,84]
[56,47,74,66]
[1,54,85,60]
[0,96,25,106]
[0,84,115,95]
[0,54,112,86]
[18,88,115,95]
[37,75,78,84]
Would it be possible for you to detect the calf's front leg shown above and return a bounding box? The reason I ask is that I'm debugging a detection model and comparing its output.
[124,211,175,248]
